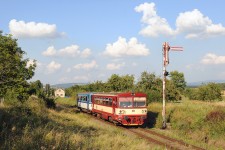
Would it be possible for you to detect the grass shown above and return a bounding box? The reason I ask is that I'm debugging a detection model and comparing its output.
[55,97,76,106]
[0,97,161,150]
[147,98,225,150]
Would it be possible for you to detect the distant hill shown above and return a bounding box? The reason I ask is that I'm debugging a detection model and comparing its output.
[51,83,87,89]
[187,80,225,87]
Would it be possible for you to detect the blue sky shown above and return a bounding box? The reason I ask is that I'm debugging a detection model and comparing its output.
[1,0,225,85]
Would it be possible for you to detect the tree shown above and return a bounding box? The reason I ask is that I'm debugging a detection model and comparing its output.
[28,80,43,96]
[120,75,134,91]
[136,71,161,91]
[0,32,36,102]
[198,83,222,101]
[107,74,122,91]
[136,71,162,103]
[106,74,135,92]
[166,80,181,101]
[169,71,186,93]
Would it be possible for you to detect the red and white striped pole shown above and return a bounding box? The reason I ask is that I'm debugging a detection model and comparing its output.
[162,42,183,129]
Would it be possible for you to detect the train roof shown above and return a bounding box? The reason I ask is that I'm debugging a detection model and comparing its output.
[92,92,146,97]
[77,92,94,95]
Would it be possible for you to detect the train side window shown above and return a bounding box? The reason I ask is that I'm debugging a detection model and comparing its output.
[99,99,103,105]
[81,96,87,102]
[95,97,98,104]
[108,98,112,106]
[107,98,109,106]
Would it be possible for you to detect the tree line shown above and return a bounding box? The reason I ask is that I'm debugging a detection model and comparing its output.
[66,71,186,104]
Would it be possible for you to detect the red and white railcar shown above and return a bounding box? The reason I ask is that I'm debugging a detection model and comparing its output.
[92,92,147,126]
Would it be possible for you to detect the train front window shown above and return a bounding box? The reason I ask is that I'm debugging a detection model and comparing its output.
[119,97,132,108]
[134,97,146,107]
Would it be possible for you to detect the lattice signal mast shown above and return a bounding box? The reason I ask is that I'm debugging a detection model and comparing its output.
[162,42,183,129]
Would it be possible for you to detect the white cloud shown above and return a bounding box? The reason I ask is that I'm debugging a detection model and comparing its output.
[103,36,150,57]
[9,19,64,38]
[135,3,225,38]
[135,2,175,37]
[81,48,92,58]
[42,46,57,56]
[74,60,98,70]
[42,45,91,58]
[176,9,225,38]
[201,53,225,64]
[106,62,125,70]
[176,9,211,34]
[46,61,61,73]
[58,45,80,57]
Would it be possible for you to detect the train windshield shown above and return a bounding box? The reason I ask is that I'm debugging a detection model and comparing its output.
[119,97,146,108]
[119,97,132,108]
[133,97,146,107]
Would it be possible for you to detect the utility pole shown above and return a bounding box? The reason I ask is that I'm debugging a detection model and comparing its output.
[162,42,183,129]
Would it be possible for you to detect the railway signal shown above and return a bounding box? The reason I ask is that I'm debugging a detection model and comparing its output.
[162,42,183,129]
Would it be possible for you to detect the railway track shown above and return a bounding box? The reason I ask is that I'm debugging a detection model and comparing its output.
[91,114,205,150]
[127,128,205,150]
[59,105,205,150]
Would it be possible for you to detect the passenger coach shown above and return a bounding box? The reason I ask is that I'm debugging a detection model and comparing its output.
[92,92,147,126]
[77,92,93,113]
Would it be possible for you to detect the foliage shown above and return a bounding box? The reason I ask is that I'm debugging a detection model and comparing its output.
[28,80,43,97]
[0,31,36,102]
[136,71,182,103]
[65,74,135,97]
[198,83,222,101]
[107,74,134,92]
[28,80,56,108]
[65,71,185,104]
[184,88,199,100]
[185,83,222,101]
[136,71,162,103]
[169,71,186,93]
[166,80,181,101]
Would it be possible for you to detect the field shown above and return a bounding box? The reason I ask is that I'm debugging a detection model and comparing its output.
[1,96,225,149]
[0,97,160,150]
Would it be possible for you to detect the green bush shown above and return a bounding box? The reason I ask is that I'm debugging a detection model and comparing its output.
[44,97,56,109]
[198,83,222,101]
[185,83,222,101]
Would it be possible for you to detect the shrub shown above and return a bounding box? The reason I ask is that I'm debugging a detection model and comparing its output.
[44,97,56,109]
[198,83,222,101]
[206,110,225,122]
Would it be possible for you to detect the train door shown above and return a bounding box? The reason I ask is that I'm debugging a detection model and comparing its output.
[88,94,93,111]
[87,94,89,110]
[77,94,81,108]
[112,96,117,115]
